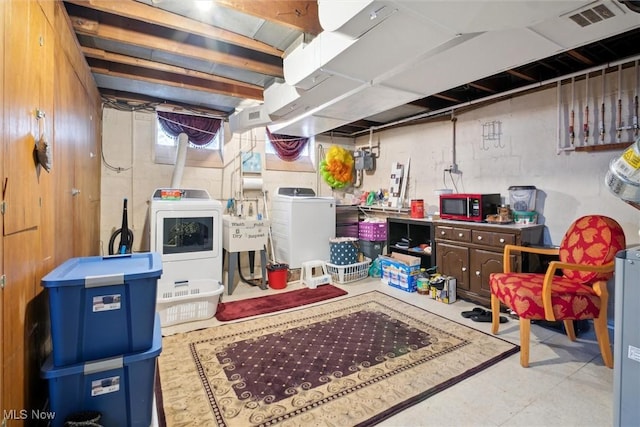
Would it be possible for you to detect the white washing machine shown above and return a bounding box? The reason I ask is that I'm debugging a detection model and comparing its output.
[270,187,336,269]
[149,188,223,284]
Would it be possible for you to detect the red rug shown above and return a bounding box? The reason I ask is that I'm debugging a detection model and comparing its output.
[215,285,348,321]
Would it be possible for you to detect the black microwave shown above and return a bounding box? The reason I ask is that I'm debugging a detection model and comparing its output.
[439,193,501,222]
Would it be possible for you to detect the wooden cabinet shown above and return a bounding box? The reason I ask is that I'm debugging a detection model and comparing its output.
[435,220,543,305]
[437,242,469,290]
[386,217,435,269]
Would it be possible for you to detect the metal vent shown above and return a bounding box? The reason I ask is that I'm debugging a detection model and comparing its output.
[248,110,261,121]
[569,3,615,27]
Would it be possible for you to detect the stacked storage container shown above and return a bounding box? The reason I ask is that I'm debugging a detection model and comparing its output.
[358,219,387,261]
[39,253,163,427]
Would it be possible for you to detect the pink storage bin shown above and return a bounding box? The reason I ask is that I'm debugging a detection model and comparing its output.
[358,221,387,241]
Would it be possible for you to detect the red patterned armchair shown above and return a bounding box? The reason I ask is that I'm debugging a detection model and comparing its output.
[490,215,626,368]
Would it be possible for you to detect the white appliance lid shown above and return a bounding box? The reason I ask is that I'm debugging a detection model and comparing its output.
[276,187,316,197]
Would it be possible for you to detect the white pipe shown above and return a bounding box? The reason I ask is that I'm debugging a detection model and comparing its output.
[171,132,188,188]
[451,111,457,169]
[635,60,639,136]
[237,134,243,199]
[617,64,623,142]
[557,80,574,154]
[350,53,640,137]
[316,143,323,195]
[601,68,606,143]
[584,72,589,146]
[570,76,575,146]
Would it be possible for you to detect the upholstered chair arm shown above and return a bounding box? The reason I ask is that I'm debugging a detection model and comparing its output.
[502,244,560,273]
[540,260,615,321]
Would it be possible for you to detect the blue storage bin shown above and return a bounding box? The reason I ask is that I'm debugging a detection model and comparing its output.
[41,253,162,366]
[40,314,162,427]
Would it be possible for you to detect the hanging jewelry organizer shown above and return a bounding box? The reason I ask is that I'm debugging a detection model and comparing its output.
[557,55,640,153]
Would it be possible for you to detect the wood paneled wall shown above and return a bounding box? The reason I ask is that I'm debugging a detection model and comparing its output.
[1,0,102,422]
[0,0,5,419]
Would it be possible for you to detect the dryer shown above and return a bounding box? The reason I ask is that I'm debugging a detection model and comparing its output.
[270,187,336,269]
[149,188,223,284]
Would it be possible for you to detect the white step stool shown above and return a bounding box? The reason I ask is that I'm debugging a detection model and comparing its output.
[300,260,332,289]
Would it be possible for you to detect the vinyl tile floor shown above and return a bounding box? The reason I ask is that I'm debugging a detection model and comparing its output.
[153,275,616,427]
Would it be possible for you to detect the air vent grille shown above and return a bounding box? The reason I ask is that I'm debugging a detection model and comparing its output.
[569,4,615,27]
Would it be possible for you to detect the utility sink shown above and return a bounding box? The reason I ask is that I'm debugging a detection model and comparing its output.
[222,216,270,253]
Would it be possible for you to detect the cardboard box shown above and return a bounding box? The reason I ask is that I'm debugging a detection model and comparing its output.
[379,252,421,273]
[379,252,421,292]
[429,276,457,304]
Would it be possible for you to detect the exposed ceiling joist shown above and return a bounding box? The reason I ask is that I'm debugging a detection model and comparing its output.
[214,0,321,34]
[70,15,284,77]
[566,49,595,65]
[100,88,229,116]
[82,46,263,98]
[468,82,498,94]
[64,0,640,136]
[66,0,283,57]
[506,69,537,83]
[433,93,463,103]
[89,58,264,100]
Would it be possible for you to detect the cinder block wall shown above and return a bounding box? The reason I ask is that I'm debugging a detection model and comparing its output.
[353,76,639,246]
[101,78,637,325]
[99,108,353,255]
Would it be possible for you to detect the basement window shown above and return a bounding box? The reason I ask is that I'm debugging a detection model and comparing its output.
[153,111,224,168]
[264,129,315,172]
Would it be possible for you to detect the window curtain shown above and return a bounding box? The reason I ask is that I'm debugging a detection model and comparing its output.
[157,111,222,147]
[266,128,309,161]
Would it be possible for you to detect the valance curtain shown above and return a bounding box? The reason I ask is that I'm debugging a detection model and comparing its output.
[266,128,309,161]
[157,111,222,147]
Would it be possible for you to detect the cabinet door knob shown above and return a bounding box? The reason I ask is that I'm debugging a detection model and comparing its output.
[458,232,463,237]
[477,236,483,240]
[475,271,481,276]
[441,231,446,235]
[461,267,467,272]
[499,238,505,243]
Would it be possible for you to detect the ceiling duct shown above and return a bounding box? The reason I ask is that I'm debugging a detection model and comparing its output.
[268,0,640,137]
[265,76,359,121]
[318,1,397,38]
[531,0,640,48]
[229,105,271,134]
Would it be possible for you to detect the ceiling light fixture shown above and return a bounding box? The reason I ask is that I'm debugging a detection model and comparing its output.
[194,0,214,13]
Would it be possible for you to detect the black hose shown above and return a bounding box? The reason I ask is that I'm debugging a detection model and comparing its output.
[237,251,263,287]
[108,228,134,255]
[109,198,133,255]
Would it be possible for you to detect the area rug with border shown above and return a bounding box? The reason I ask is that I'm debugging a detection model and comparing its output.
[156,291,519,426]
